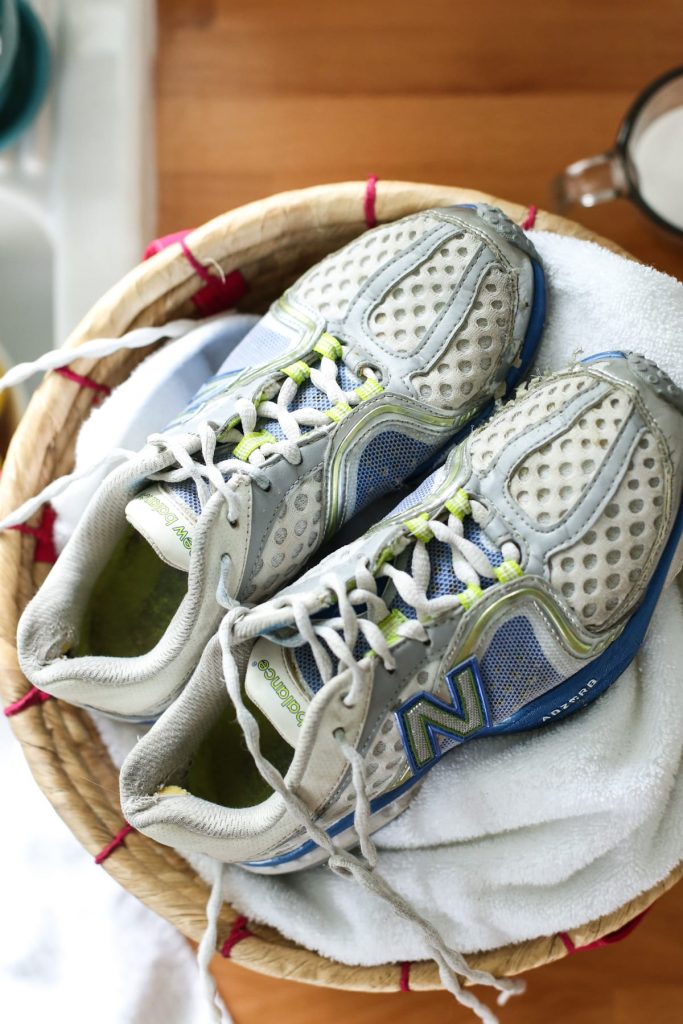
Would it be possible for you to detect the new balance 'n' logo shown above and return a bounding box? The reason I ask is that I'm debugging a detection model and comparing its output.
[395,657,491,773]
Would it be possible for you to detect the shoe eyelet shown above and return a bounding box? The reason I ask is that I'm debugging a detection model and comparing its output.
[358,362,384,385]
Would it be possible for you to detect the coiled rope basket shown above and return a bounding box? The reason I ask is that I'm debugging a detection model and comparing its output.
[1,181,681,992]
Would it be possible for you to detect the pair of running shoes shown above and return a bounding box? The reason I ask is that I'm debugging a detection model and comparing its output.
[17,204,683,874]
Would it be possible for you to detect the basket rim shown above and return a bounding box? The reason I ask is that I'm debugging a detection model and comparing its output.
[0,179,679,993]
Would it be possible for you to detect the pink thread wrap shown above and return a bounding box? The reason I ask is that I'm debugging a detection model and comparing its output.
[220,915,253,958]
[558,907,651,955]
[8,504,58,564]
[95,823,135,865]
[364,175,378,228]
[3,686,51,717]
[521,205,538,231]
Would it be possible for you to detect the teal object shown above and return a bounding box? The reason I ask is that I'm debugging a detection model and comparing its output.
[0,0,51,152]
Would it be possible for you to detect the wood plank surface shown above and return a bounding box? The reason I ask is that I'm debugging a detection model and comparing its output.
[156,2,683,1020]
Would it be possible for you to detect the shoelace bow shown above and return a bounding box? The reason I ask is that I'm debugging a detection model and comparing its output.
[216,492,525,1024]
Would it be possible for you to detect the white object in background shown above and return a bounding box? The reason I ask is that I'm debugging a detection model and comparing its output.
[0,0,156,402]
[0,711,211,1024]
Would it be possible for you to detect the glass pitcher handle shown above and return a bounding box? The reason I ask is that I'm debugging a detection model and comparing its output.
[552,151,629,211]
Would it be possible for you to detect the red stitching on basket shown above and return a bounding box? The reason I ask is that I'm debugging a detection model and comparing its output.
[220,914,253,957]
[179,238,248,317]
[558,907,651,955]
[95,823,135,864]
[521,205,538,230]
[55,366,111,399]
[364,175,378,228]
[399,960,412,992]
[9,504,58,564]
[144,229,248,316]
[144,229,193,261]
[3,685,51,717]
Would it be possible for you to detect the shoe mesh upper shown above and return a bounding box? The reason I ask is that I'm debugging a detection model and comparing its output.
[367,227,480,354]
[292,214,437,320]
[549,429,669,630]
[508,388,633,525]
[410,264,513,408]
[469,373,590,475]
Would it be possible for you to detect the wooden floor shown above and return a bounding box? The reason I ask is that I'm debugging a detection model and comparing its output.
[156,3,683,1021]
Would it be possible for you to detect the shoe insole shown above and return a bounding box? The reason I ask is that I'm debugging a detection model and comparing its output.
[75,527,188,658]
[187,694,294,809]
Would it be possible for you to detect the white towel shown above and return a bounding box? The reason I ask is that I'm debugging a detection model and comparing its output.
[47,233,683,966]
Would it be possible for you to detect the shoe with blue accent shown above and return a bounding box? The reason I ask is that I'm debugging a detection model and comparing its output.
[17,204,545,719]
[120,352,683,870]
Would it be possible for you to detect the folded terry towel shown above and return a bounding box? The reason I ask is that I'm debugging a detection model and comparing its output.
[81,230,683,965]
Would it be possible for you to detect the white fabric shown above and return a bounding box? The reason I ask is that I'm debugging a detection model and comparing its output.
[0,713,211,1024]
[20,233,683,972]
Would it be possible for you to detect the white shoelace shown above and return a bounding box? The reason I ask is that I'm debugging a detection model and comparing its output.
[216,505,525,1024]
[259,497,520,706]
[0,325,371,531]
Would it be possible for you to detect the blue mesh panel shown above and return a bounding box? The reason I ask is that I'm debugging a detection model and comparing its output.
[294,644,325,695]
[218,322,291,374]
[479,615,563,724]
[390,467,443,516]
[352,433,434,514]
[169,480,202,515]
[173,322,292,426]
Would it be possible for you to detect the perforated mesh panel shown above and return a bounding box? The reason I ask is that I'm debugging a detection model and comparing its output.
[549,429,670,630]
[292,214,437,317]
[410,264,514,408]
[245,466,325,601]
[509,389,633,525]
[167,480,202,516]
[353,432,434,513]
[469,372,592,475]
[368,229,479,354]
[390,466,446,516]
[479,615,563,723]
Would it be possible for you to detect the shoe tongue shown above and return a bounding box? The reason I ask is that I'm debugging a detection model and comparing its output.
[124,483,196,572]
[245,638,313,749]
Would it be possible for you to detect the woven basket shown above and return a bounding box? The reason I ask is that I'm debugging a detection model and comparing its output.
[1,181,681,993]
